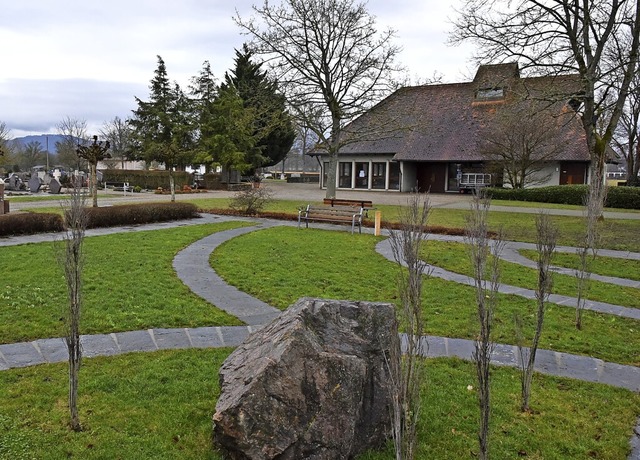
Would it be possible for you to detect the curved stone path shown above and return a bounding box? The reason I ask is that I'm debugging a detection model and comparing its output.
[0,216,638,457]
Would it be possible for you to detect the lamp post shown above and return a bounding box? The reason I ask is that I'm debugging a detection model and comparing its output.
[76,135,110,207]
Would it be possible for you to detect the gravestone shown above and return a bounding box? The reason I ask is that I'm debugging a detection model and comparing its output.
[49,179,62,194]
[213,297,398,460]
[28,176,41,193]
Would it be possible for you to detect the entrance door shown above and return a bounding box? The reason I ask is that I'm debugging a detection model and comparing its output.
[559,162,587,185]
[416,163,447,193]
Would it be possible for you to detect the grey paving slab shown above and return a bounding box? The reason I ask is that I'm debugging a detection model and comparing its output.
[152,328,192,350]
[598,362,640,392]
[219,326,252,347]
[444,337,475,360]
[113,330,157,353]
[80,333,120,357]
[0,342,46,368]
[491,343,520,367]
[187,327,226,348]
[0,350,9,371]
[35,337,68,363]
[421,336,444,358]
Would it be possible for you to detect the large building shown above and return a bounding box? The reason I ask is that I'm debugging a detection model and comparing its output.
[316,63,590,193]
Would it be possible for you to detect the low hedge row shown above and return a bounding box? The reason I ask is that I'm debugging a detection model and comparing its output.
[102,170,192,190]
[486,185,640,209]
[0,212,64,236]
[0,203,200,237]
[83,203,200,228]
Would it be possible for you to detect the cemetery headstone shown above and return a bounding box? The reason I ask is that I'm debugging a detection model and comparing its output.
[49,179,62,194]
[28,176,41,193]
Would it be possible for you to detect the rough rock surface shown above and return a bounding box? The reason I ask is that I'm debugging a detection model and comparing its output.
[213,297,399,460]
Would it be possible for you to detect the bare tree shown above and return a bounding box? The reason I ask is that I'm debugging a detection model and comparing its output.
[58,179,88,431]
[0,121,10,156]
[76,135,110,207]
[481,99,568,188]
[56,117,88,172]
[451,0,640,189]
[18,141,47,171]
[612,75,640,185]
[387,193,430,460]
[100,116,133,169]
[515,212,557,412]
[0,123,20,175]
[235,0,402,198]
[464,191,504,460]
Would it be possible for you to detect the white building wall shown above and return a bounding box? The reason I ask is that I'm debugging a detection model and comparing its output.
[527,163,560,188]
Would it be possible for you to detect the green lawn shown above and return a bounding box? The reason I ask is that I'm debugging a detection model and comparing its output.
[421,240,640,308]
[183,196,640,252]
[0,222,246,343]
[1,211,639,459]
[520,248,640,282]
[0,349,637,460]
[211,226,640,366]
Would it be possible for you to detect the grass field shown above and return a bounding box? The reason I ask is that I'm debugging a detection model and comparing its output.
[2,196,639,458]
[0,349,637,460]
[0,221,246,343]
[421,240,640,308]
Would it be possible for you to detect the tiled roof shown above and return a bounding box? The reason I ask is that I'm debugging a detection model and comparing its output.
[338,64,590,163]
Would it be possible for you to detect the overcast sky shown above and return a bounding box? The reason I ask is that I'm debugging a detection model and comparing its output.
[0,0,477,138]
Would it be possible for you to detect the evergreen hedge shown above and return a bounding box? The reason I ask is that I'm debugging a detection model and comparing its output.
[485,185,640,209]
[102,170,192,190]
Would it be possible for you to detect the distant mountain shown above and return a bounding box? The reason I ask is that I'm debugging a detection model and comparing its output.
[10,134,66,152]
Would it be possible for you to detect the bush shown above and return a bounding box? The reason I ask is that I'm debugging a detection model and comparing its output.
[229,184,274,215]
[0,203,200,237]
[102,169,192,190]
[606,186,640,209]
[0,212,64,236]
[486,185,640,209]
[83,203,200,228]
[486,185,589,205]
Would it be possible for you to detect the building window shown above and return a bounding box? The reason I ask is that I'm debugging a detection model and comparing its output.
[338,162,352,188]
[355,162,369,189]
[389,162,400,190]
[372,162,386,189]
[476,87,504,99]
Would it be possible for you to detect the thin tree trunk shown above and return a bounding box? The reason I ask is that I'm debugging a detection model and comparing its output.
[388,193,430,460]
[520,213,557,412]
[465,192,503,460]
[60,180,87,432]
[170,169,176,202]
[90,163,98,208]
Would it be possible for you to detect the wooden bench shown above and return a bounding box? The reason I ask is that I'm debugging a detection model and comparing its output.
[323,198,373,209]
[298,205,364,234]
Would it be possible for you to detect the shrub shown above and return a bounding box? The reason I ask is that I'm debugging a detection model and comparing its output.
[606,186,640,209]
[0,212,64,236]
[102,169,192,190]
[486,185,588,205]
[83,203,200,228]
[486,185,640,209]
[0,203,200,237]
[229,185,274,215]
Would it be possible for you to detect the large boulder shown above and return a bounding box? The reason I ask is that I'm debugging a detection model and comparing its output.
[213,297,399,460]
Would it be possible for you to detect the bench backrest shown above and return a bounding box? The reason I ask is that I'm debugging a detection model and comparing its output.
[323,198,373,208]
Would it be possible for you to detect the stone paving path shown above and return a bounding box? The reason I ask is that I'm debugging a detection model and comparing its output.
[0,216,638,457]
